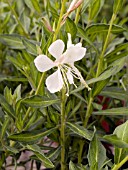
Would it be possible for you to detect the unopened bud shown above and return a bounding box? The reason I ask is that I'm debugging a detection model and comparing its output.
[41,17,53,32]
[67,0,78,13]
[62,0,83,25]
[67,0,83,13]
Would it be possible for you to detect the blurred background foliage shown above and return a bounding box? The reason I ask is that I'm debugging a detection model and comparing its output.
[0,0,128,169]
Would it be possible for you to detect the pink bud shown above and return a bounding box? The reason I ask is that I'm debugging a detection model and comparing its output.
[67,0,83,13]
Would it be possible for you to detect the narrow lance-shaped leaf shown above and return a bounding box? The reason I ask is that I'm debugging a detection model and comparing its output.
[24,0,35,11]
[114,120,128,143]
[0,76,27,83]
[22,38,38,56]
[22,95,60,108]
[46,147,61,161]
[69,161,79,170]
[104,134,128,148]
[81,0,94,13]
[0,34,25,49]
[87,57,125,85]
[66,18,77,39]
[77,26,98,53]
[100,87,128,101]
[0,94,16,119]
[67,122,92,140]
[92,78,110,97]
[31,0,41,13]
[27,144,54,168]
[8,127,57,143]
[93,107,128,116]
[87,133,106,170]
[89,0,105,21]
[85,24,126,35]
[1,116,10,139]
[4,145,19,154]
[105,43,128,59]
[20,12,30,33]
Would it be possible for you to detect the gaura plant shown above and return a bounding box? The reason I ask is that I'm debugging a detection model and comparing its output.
[0,0,128,170]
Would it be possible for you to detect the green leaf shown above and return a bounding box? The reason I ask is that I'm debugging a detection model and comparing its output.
[89,0,105,21]
[105,43,128,59]
[77,26,98,53]
[13,84,22,102]
[114,147,128,164]
[85,24,125,35]
[87,133,106,170]
[0,76,27,82]
[93,107,128,116]
[22,39,37,56]
[47,1,59,19]
[8,128,57,143]
[66,18,77,39]
[0,34,25,49]
[105,43,128,63]
[72,93,87,103]
[47,147,61,161]
[31,0,41,13]
[0,94,16,119]
[20,12,30,33]
[107,51,128,64]
[4,86,13,105]
[104,134,128,148]
[4,145,19,154]
[22,95,60,108]
[7,55,24,70]
[70,85,85,94]
[87,57,125,85]
[1,116,10,139]
[69,161,79,170]
[24,0,35,11]
[100,87,128,101]
[16,0,25,15]
[81,0,94,13]
[114,120,128,143]
[42,33,54,53]
[67,122,92,140]
[27,144,54,168]
[92,78,110,97]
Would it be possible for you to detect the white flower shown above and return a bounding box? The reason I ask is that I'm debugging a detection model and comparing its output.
[34,33,91,94]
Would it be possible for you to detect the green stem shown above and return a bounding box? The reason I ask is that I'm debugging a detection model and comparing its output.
[84,96,93,128]
[6,0,29,37]
[112,156,128,170]
[78,140,84,164]
[60,89,66,170]
[35,73,46,95]
[78,95,93,163]
[53,0,67,41]
[14,157,17,170]
[96,13,116,77]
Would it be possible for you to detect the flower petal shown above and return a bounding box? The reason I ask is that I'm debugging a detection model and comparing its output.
[46,69,64,93]
[48,40,65,59]
[75,43,82,47]
[63,45,86,64]
[67,33,73,48]
[66,68,74,84]
[34,55,55,72]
